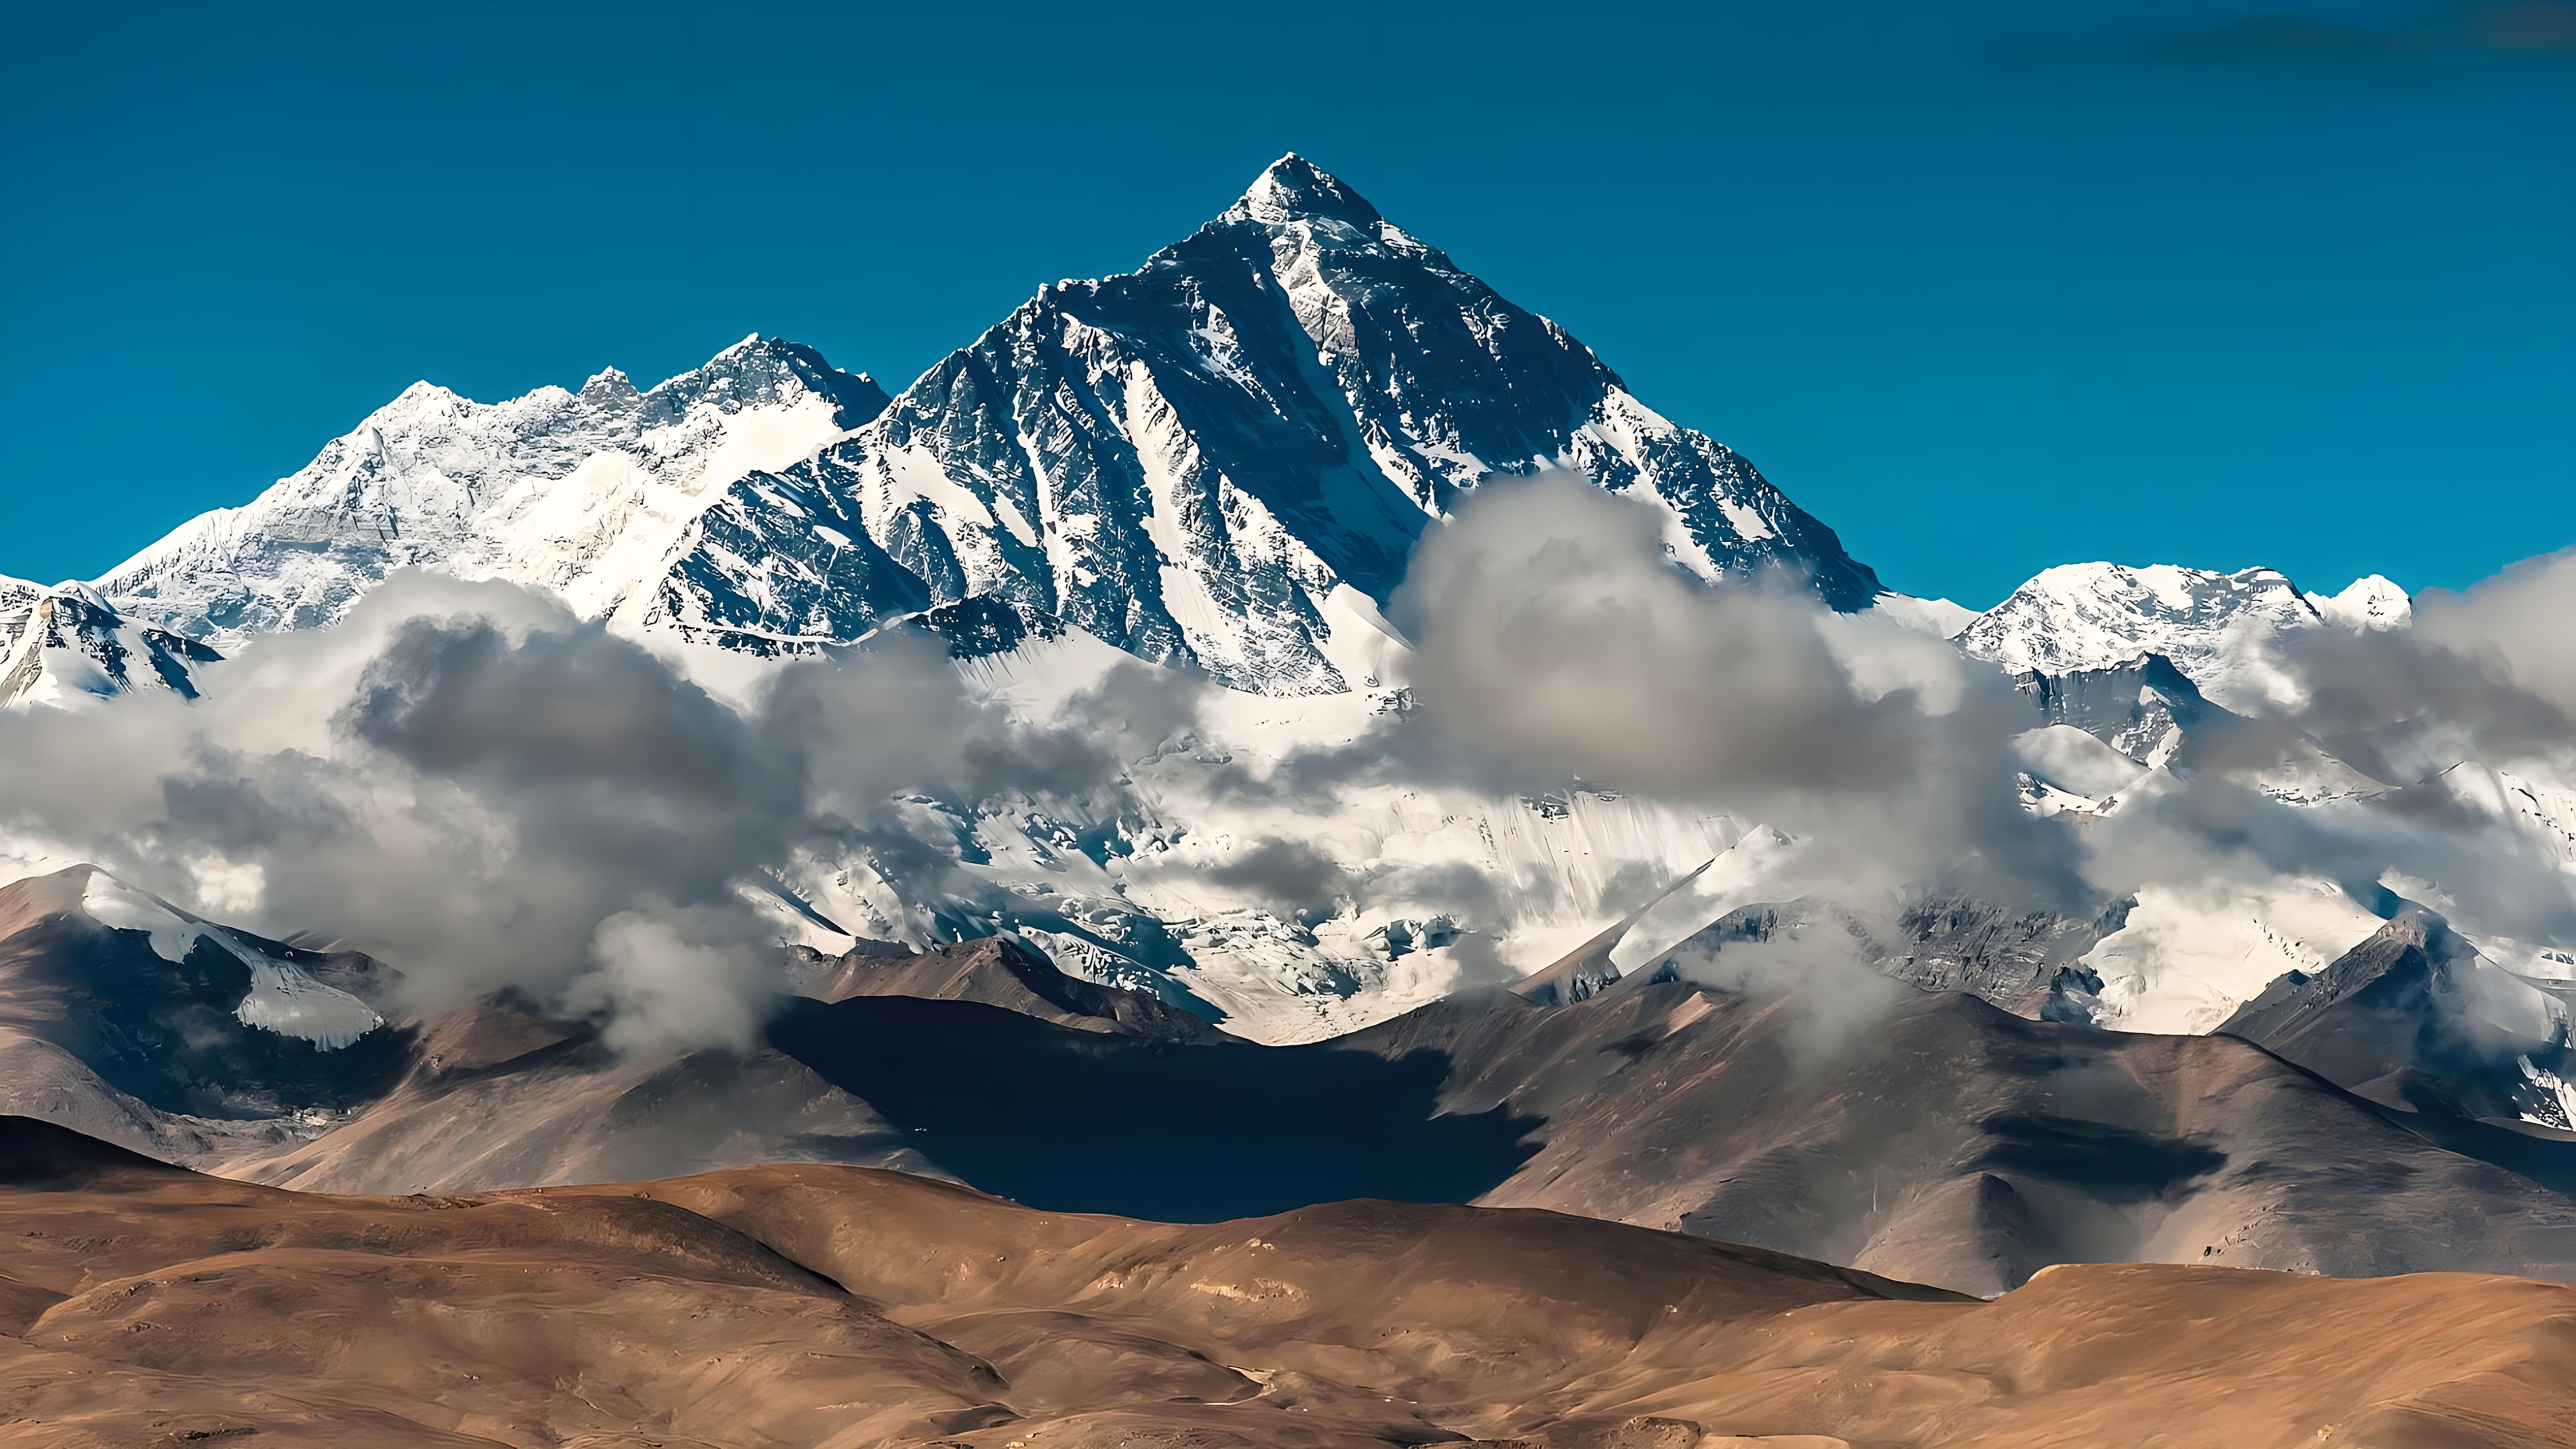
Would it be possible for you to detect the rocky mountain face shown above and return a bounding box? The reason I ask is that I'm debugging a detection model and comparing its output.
[1364,979,2576,1296]
[0,577,218,710]
[0,863,939,1191]
[643,156,1881,689]
[96,336,891,647]
[15,860,2574,1302]
[93,158,1880,693]
[2220,906,2576,1143]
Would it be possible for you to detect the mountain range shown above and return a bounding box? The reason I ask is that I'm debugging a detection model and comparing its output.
[78,157,1876,697]
[14,159,2516,1042]
[3,152,2574,1390]
[8,861,2574,1309]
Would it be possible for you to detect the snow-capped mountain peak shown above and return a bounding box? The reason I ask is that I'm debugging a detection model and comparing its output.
[1957,561,2409,713]
[97,336,891,646]
[1234,153,1389,231]
[636,157,1884,689]
[0,574,220,710]
[82,160,1881,694]
[2316,574,2412,632]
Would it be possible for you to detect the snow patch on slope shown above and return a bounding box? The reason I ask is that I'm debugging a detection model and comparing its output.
[80,872,383,1050]
[2080,874,2384,1035]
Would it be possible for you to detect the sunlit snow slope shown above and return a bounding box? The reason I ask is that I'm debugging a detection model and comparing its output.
[1959,562,2409,713]
[97,338,891,647]
[1,576,219,710]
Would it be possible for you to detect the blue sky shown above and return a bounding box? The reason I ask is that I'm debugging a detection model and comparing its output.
[1,0,2568,607]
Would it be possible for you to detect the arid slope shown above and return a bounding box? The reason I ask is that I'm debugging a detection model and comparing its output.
[2,1117,2572,1449]
[1353,981,2576,1294]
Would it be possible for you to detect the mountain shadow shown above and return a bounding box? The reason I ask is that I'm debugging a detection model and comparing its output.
[767,994,1541,1222]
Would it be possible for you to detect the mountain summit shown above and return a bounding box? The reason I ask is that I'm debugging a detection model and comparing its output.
[1235,152,1388,229]
[641,155,1883,689]
[95,157,1880,691]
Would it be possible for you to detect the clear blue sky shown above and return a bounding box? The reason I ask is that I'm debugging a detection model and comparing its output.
[2,0,2569,607]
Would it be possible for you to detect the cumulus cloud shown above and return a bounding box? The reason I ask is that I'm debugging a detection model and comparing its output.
[1395,477,1926,795]
[0,571,1135,1059]
[2413,548,2576,728]
[1260,477,2576,1042]
[573,907,780,1060]
[2145,548,2576,948]
[1359,474,2089,913]
[1097,472,2108,1050]
[1198,836,1355,921]
[1356,858,1534,928]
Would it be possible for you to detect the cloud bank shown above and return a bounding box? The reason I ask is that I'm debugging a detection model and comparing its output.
[1309,474,2092,914]
[0,574,1140,1058]
[8,483,2576,1065]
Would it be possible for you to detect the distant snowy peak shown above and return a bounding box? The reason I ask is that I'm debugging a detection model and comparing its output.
[1962,562,2312,679]
[96,336,890,647]
[2314,574,2411,632]
[643,155,1882,691]
[1959,562,2410,713]
[0,575,219,710]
